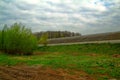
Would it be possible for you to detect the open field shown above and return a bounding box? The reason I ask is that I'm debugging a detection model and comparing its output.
[48,32,120,44]
[0,43,120,80]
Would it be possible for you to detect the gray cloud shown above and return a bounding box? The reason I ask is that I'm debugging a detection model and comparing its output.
[0,0,120,34]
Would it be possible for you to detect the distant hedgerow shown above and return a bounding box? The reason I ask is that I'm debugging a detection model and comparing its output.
[0,23,37,55]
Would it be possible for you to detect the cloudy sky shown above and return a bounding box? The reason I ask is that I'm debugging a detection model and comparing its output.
[0,0,120,34]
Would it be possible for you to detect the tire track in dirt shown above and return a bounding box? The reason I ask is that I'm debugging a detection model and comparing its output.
[0,66,94,80]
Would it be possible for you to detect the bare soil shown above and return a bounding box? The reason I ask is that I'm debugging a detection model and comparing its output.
[112,54,120,58]
[48,32,120,44]
[0,66,94,80]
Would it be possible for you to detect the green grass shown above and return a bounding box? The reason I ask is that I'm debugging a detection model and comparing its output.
[0,43,120,80]
[38,43,120,54]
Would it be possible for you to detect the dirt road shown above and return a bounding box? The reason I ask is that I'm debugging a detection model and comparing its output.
[0,66,94,80]
[39,40,120,46]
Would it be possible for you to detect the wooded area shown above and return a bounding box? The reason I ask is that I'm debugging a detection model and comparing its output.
[34,31,81,39]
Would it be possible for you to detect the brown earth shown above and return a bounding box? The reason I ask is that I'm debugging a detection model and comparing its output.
[112,54,120,58]
[0,66,95,80]
[48,32,120,44]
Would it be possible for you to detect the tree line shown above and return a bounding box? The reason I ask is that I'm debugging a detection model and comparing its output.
[34,31,81,39]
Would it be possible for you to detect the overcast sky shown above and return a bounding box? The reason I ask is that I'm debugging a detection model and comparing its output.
[0,0,120,34]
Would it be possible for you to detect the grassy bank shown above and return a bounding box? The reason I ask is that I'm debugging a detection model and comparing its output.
[38,43,120,54]
[0,43,120,80]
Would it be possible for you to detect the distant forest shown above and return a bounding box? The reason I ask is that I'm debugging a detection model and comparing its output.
[34,31,81,39]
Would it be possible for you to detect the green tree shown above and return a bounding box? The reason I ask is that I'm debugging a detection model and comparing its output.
[0,23,37,55]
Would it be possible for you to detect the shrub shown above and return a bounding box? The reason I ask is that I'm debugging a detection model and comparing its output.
[0,23,37,55]
[39,33,48,46]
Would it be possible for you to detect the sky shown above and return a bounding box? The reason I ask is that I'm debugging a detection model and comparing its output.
[0,0,120,34]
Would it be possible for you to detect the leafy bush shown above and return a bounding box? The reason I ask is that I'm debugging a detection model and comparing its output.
[0,23,37,55]
[39,33,48,46]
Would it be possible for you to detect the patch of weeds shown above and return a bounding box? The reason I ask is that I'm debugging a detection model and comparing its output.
[98,76,109,80]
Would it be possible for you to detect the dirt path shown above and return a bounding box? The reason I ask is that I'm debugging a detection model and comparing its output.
[0,66,94,80]
[39,40,120,46]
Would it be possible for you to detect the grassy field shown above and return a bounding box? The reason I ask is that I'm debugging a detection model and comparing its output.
[0,43,120,80]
